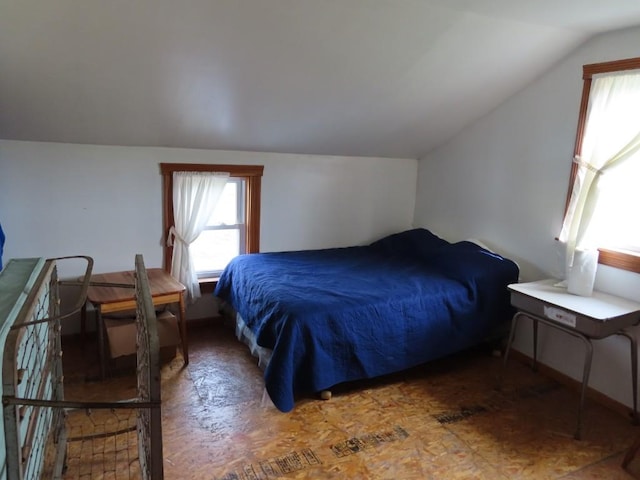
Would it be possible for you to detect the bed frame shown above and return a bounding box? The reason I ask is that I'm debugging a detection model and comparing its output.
[1,254,163,479]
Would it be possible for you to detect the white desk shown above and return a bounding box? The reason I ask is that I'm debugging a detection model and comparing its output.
[500,279,640,440]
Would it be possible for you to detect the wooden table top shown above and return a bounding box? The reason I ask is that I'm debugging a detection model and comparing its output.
[86,268,185,305]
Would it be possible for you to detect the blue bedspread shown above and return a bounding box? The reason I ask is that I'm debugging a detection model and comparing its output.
[214,228,519,412]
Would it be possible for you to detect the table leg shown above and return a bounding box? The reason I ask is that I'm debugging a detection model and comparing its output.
[96,307,106,379]
[532,318,539,372]
[500,311,596,440]
[525,317,593,440]
[617,330,639,424]
[575,337,594,440]
[80,301,87,353]
[178,294,188,365]
[497,312,523,389]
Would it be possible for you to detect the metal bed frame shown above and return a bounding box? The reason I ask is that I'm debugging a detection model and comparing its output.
[1,254,163,479]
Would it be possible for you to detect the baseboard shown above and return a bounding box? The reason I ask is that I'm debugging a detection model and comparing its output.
[510,349,636,422]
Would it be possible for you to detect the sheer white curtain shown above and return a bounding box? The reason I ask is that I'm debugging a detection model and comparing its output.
[168,171,229,301]
[559,71,640,280]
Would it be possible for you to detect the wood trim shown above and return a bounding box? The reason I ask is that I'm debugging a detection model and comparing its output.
[159,163,264,273]
[246,175,262,254]
[199,279,219,295]
[583,57,640,79]
[563,57,640,274]
[160,163,264,177]
[598,248,640,274]
[564,76,592,214]
[162,168,174,272]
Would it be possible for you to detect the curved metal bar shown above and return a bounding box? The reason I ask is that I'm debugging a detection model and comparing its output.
[10,255,94,329]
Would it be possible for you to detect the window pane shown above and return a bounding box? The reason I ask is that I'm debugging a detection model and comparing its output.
[207,181,239,226]
[191,229,240,275]
[584,153,640,252]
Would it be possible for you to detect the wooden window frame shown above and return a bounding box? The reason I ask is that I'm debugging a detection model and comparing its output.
[160,163,264,278]
[565,57,640,273]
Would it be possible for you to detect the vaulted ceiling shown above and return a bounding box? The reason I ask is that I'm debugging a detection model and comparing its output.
[2,1,640,159]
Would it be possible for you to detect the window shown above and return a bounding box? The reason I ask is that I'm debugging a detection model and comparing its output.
[190,178,246,277]
[561,57,640,273]
[160,163,264,282]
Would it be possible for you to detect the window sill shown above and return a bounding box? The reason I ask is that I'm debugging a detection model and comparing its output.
[554,238,640,275]
[198,277,220,295]
[598,248,640,274]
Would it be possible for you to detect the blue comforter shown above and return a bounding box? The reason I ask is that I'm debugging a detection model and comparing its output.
[214,228,519,412]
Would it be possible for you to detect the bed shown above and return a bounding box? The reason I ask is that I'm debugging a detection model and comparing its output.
[214,228,519,412]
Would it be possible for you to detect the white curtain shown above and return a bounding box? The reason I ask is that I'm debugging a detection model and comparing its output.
[558,71,640,277]
[168,171,229,301]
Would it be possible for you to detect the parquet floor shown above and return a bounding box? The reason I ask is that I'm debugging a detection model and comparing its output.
[61,319,640,479]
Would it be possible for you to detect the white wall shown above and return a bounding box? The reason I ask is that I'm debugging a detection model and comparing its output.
[0,140,417,323]
[414,25,640,408]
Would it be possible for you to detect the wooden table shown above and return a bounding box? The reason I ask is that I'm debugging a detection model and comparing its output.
[499,279,640,440]
[81,268,188,378]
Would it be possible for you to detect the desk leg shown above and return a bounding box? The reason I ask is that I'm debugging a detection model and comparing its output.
[500,311,595,440]
[527,318,594,440]
[178,294,188,365]
[96,307,106,379]
[575,338,594,440]
[618,330,639,424]
[532,318,539,372]
[80,301,87,353]
[498,312,523,389]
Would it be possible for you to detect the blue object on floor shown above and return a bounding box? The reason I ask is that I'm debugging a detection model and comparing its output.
[0,222,5,271]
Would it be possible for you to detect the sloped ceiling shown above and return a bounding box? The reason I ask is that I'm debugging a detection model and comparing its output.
[2,0,640,159]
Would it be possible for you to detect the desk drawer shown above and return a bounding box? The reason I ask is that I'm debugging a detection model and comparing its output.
[510,290,639,339]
